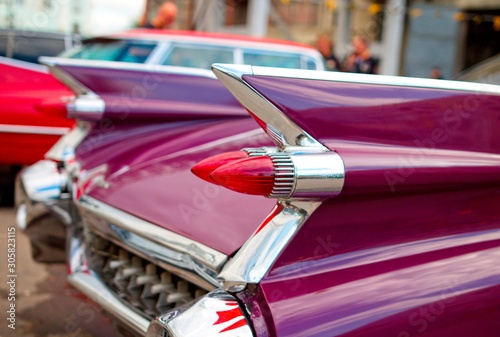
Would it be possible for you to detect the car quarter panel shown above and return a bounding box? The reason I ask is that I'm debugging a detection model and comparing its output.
[0,58,74,165]
[42,59,248,121]
[233,71,500,336]
[255,188,500,336]
[79,118,276,255]
[242,75,500,154]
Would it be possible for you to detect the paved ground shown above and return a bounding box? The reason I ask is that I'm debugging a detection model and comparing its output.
[0,207,118,337]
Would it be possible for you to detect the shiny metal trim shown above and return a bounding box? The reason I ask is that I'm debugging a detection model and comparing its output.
[40,57,97,96]
[0,55,49,73]
[290,152,345,199]
[66,95,106,120]
[252,65,500,94]
[83,214,221,290]
[268,152,295,198]
[212,64,326,149]
[18,160,68,202]
[76,195,228,274]
[44,122,90,162]
[0,124,70,135]
[69,272,150,335]
[68,234,150,335]
[40,56,217,79]
[219,201,321,291]
[146,289,254,337]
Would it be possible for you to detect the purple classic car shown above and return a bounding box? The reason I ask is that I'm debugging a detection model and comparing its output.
[16,55,500,337]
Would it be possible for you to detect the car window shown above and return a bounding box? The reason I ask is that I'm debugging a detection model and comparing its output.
[243,49,305,69]
[162,44,234,69]
[0,31,71,64]
[61,40,156,63]
[306,58,318,70]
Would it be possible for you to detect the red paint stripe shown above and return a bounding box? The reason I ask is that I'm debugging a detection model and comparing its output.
[219,319,247,333]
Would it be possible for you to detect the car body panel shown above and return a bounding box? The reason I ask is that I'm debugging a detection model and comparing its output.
[0,57,73,165]
[78,118,275,255]
[42,58,247,121]
[242,74,500,154]
[220,68,500,336]
[16,60,500,336]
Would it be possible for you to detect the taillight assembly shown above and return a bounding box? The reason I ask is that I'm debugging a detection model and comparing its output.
[211,156,275,196]
[35,97,70,118]
[192,148,345,199]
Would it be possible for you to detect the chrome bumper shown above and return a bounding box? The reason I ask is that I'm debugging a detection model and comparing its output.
[68,228,150,335]
[15,160,74,263]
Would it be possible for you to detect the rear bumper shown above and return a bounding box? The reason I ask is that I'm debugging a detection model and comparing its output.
[15,160,73,262]
[67,227,150,335]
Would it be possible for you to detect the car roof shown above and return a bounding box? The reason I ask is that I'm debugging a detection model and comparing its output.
[107,29,317,51]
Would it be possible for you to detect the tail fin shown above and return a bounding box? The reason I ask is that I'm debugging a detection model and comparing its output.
[39,57,246,121]
[213,64,500,155]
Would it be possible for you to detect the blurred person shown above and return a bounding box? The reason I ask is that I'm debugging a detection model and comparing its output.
[140,1,178,29]
[317,33,340,71]
[342,35,378,74]
[430,67,443,79]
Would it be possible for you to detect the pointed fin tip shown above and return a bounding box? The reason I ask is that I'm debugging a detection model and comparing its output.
[212,64,253,80]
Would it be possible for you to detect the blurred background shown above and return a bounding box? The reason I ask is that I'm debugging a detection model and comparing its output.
[0,0,499,79]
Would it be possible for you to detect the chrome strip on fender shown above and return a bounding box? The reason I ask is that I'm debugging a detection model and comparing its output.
[218,201,321,292]
[0,124,70,135]
[76,196,228,278]
[0,55,49,73]
[44,122,89,162]
[251,65,500,94]
[212,64,326,149]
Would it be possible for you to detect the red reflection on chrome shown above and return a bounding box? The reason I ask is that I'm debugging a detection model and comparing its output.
[213,303,247,334]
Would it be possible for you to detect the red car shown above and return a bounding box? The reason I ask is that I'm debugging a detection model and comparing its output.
[0,29,324,203]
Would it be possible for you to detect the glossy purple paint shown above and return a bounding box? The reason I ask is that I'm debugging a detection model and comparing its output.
[234,74,500,336]
[243,75,500,154]
[79,118,276,255]
[70,65,500,336]
[58,64,246,121]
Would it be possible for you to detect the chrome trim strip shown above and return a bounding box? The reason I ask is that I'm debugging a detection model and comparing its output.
[251,65,500,94]
[40,56,217,79]
[45,122,89,162]
[68,272,150,335]
[0,124,70,135]
[212,64,326,149]
[40,58,97,96]
[147,289,254,337]
[0,55,49,73]
[66,95,106,120]
[76,196,228,272]
[290,152,345,199]
[219,201,321,292]
[85,216,221,290]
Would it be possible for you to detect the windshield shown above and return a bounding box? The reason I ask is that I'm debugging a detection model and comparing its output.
[59,39,156,63]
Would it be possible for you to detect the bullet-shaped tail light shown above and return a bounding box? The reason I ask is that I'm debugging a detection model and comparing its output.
[210,156,276,196]
[192,148,345,200]
[191,151,249,183]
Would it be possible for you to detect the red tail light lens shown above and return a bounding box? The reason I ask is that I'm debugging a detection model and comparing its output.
[35,98,68,118]
[210,156,275,196]
[191,151,249,183]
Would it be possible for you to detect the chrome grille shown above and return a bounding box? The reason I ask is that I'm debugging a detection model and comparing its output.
[85,232,207,319]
